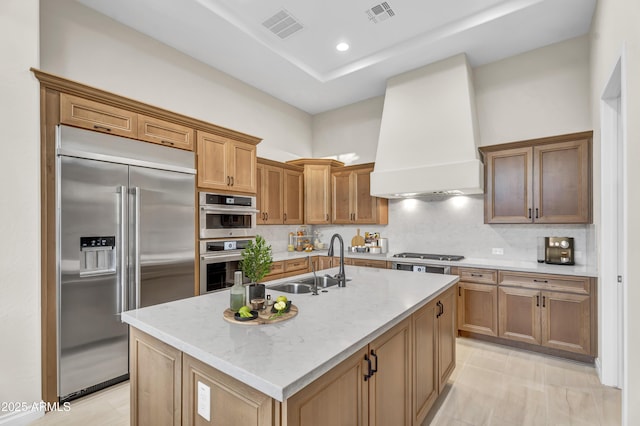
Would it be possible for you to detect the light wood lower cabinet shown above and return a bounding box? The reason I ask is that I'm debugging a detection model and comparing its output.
[498,275,592,355]
[412,286,456,425]
[182,354,276,426]
[457,282,498,336]
[285,318,411,426]
[350,258,389,269]
[129,285,457,426]
[130,328,182,426]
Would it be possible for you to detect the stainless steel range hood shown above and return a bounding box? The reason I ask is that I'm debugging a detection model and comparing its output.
[371,54,483,198]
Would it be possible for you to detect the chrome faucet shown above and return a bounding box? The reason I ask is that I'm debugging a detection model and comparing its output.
[327,233,346,287]
[309,255,319,295]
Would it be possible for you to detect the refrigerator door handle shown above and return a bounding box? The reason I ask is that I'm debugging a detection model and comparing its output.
[117,186,127,314]
[132,187,142,309]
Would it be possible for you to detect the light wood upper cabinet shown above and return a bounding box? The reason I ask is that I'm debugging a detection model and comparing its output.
[197,131,257,194]
[138,114,194,151]
[60,93,137,138]
[287,159,344,225]
[331,164,388,225]
[283,168,304,224]
[257,162,284,224]
[256,158,304,225]
[481,132,592,224]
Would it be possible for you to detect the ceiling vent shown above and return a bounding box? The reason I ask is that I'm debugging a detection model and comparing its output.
[262,9,304,39]
[366,2,396,24]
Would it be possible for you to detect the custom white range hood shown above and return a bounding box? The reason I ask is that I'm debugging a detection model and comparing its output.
[371,54,484,198]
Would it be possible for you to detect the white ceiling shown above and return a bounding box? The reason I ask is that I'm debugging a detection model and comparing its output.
[77,0,596,114]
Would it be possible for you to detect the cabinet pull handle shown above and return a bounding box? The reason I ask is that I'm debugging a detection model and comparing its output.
[284,213,287,221]
[364,354,373,381]
[227,176,230,185]
[533,279,548,283]
[326,214,329,221]
[230,176,234,186]
[459,287,461,297]
[535,208,539,218]
[160,140,175,146]
[470,273,483,277]
[542,296,546,308]
[436,301,443,318]
[536,295,540,307]
[370,350,378,374]
[93,125,112,132]
[265,212,269,220]
[528,208,532,219]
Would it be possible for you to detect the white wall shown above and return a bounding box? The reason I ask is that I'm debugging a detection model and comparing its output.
[0,0,42,423]
[311,96,384,164]
[474,36,591,146]
[590,1,640,423]
[39,0,313,162]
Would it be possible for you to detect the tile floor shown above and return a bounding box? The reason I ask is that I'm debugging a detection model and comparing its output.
[30,338,620,425]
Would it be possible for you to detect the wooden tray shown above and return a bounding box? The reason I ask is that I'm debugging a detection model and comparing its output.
[223,304,298,325]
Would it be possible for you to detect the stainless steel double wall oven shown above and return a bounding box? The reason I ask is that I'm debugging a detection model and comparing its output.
[198,192,257,294]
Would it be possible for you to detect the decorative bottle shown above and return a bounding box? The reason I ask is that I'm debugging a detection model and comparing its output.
[230,271,245,311]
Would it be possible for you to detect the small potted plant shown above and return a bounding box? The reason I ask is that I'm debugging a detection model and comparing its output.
[240,235,273,302]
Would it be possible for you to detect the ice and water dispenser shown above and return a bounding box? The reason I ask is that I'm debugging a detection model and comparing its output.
[79,236,116,276]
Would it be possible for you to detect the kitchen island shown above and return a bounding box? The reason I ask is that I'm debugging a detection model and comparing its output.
[122,266,459,426]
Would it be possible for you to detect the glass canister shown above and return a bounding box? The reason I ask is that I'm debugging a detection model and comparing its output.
[230,271,246,311]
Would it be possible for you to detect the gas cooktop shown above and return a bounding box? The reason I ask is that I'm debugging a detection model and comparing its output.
[393,252,465,261]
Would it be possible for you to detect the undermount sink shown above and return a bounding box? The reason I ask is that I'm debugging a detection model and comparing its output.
[294,276,351,288]
[268,282,312,294]
[269,276,353,293]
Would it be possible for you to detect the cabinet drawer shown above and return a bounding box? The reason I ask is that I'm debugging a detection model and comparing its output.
[284,258,309,273]
[60,93,137,138]
[351,258,388,269]
[498,271,590,294]
[261,261,284,282]
[138,114,194,151]
[458,268,498,284]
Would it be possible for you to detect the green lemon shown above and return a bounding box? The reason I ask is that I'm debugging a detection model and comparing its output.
[276,295,288,303]
[238,306,251,314]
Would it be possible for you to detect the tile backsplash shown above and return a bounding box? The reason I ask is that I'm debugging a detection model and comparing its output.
[257,195,596,266]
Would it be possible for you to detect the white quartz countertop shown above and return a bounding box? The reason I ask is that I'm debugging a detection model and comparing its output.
[271,250,597,277]
[121,266,458,402]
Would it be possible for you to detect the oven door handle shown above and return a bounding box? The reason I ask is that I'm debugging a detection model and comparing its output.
[200,252,244,263]
[200,205,259,214]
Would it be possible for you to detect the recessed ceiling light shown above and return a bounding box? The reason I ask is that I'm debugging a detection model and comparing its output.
[336,42,350,52]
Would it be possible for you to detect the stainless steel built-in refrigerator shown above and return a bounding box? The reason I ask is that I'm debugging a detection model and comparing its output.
[56,125,195,402]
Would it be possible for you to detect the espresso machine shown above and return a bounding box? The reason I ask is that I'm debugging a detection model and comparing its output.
[545,237,575,265]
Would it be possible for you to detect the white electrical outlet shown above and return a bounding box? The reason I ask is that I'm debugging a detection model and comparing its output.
[492,248,504,255]
[197,381,211,421]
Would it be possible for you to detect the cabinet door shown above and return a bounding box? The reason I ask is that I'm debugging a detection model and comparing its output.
[138,114,194,151]
[228,141,257,194]
[484,147,533,223]
[353,168,378,224]
[304,165,331,224]
[285,346,369,426]
[498,287,541,345]
[331,170,352,223]
[260,261,284,282]
[197,132,230,190]
[457,282,498,336]
[256,163,265,222]
[130,328,182,426]
[533,139,591,223]
[368,318,411,426]
[60,93,137,138]
[182,354,275,426]
[541,291,591,354]
[437,287,456,392]
[283,169,304,225]
[263,165,284,224]
[317,256,334,270]
[412,299,438,425]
